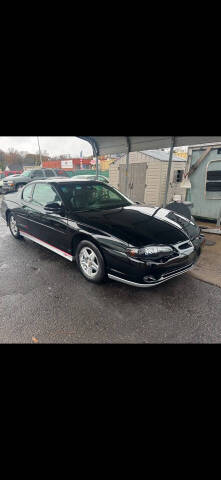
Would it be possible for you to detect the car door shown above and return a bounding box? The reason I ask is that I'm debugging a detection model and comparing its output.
[26,182,71,255]
[15,183,36,232]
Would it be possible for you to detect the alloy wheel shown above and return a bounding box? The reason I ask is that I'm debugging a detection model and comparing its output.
[10,215,19,236]
[79,247,99,278]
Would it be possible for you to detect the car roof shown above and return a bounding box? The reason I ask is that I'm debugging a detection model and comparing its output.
[29,178,106,184]
[73,175,94,178]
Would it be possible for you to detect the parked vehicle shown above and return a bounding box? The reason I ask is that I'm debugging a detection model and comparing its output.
[0,174,20,194]
[0,178,3,194]
[0,178,205,287]
[72,174,109,184]
[2,168,69,194]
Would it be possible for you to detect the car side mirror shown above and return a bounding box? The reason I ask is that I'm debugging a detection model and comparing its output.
[44,202,63,213]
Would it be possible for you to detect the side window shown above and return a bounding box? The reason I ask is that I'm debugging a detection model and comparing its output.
[22,184,33,203]
[31,170,44,178]
[206,161,221,199]
[45,170,55,177]
[32,184,61,207]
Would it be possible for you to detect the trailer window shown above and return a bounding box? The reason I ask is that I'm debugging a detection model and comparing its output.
[206,161,221,199]
[174,170,184,183]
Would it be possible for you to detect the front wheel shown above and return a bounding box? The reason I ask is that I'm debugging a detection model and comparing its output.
[8,213,21,239]
[76,240,106,284]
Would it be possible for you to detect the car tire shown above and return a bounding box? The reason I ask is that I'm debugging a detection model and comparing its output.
[76,240,106,284]
[8,213,21,240]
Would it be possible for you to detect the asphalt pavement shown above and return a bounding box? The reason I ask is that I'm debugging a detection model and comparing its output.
[0,198,221,343]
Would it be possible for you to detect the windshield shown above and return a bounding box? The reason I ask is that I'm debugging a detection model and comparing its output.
[58,183,132,211]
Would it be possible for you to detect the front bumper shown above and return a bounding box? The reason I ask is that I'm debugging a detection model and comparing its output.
[108,263,194,287]
[108,235,205,288]
[2,185,15,193]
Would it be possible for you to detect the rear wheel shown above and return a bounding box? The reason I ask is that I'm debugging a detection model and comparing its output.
[76,240,106,284]
[8,213,21,239]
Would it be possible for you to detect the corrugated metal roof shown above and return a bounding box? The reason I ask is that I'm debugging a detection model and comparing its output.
[76,137,221,155]
[141,150,186,162]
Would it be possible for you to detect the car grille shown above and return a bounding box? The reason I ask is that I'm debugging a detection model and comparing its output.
[161,263,193,279]
[173,240,194,256]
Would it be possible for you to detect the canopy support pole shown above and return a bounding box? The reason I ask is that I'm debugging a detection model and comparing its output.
[87,137,99,180]
[163,136,176,208]
[125,137,131,196]
[95,155,99,179]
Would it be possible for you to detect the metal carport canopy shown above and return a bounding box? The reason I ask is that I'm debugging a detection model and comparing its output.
[76,136,221,208]
[77,136,221,156]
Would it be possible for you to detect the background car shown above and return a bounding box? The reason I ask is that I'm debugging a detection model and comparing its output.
[0,174,20,194]
[2,168,69,193]
[72,174,109,184]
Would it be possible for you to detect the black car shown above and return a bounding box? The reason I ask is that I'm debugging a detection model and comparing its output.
[0,178,205,287]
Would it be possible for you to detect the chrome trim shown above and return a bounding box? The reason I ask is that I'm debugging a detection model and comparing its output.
[173,240,194,256]
[108,264,194,288]
[20,230,73,262]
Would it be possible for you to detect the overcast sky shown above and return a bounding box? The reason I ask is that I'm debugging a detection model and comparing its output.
[0,137,93,157]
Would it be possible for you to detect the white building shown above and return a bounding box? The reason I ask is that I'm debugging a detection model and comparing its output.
[109,150,187,206]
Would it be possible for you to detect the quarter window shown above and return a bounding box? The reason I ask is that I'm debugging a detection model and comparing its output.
[22,184,33,203]
[32,184,61,207]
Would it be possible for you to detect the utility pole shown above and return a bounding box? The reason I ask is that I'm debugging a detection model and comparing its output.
[37,136,42,167]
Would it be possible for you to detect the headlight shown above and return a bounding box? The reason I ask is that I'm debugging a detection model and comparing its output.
[143,246,173,255]
[126,245,174,260]
[8,182,15,187]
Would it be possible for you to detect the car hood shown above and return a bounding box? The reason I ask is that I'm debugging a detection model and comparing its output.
[3,175,16,181]
[70,205,199,247]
